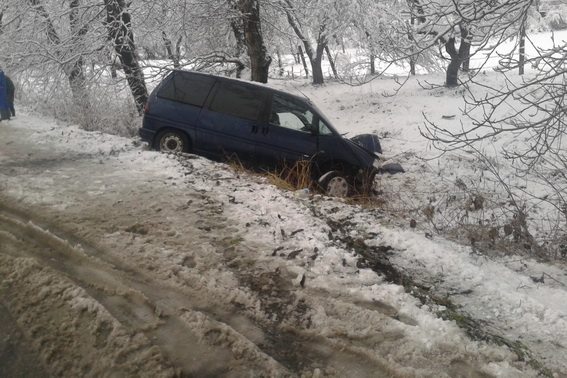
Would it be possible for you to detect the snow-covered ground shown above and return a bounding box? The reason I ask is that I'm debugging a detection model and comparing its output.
[2,29,567,374]
[1,68,566,377]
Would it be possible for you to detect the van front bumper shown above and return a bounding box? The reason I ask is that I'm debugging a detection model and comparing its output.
[354,165,379,193]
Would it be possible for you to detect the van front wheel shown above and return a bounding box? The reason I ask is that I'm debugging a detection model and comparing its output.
[156,130,189,153]
[319,171,351,197]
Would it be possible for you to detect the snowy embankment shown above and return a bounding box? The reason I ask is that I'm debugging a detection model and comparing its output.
[269,71,567,372]
[182,124,567,374]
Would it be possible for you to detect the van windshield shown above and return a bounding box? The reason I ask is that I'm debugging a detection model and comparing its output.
[310,104,338,136]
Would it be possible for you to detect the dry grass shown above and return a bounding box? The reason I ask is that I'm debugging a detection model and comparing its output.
[266,160,314,191]
[228,156,385,207]
[226,154,249,174]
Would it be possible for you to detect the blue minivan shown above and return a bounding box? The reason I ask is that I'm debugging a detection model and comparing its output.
[140,70,382,196]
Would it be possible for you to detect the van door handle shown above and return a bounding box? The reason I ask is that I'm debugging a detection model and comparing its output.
[262,126,269,135]
[251,125,258,134]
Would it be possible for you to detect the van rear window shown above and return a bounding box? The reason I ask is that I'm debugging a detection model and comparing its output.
[209,82,266,121]
[158,72,215,107]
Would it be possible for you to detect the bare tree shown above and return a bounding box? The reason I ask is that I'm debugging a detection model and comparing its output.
[279,0,345,84]
[23,0,93,115]
[366,0,534,87]
[68,0,89,102]
[228,1,247,77]
[162,31,182,68]
[103,0,148,114]
[440,24,471,87]
[230,0,272,83]
[329,0,431,80]
[421,26,567,256]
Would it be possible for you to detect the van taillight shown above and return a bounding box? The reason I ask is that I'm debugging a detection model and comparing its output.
[143,102,150,114]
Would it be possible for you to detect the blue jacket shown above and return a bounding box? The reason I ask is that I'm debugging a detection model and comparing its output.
[0,71,9,111]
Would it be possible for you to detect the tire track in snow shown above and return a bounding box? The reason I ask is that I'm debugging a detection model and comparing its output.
[0,200,398,376]
[0,203,288,376]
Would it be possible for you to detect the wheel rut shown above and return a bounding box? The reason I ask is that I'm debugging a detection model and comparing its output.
[0,198,401,377]
[0,203,287,376]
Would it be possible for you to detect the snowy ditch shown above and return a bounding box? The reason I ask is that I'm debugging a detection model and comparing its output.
[178,147,567,375]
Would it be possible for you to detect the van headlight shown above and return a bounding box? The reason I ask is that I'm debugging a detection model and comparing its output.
[372,159,381,170]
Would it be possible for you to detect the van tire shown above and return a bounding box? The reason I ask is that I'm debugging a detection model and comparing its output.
[319,171,350,197]
[156,130,189,153]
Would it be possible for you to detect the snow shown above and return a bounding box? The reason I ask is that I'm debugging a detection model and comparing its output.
[378,227,567,369]
[2,31,567,374]
[0,111,540,376]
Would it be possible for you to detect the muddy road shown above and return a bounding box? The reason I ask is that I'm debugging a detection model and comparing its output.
[0,116,536,377]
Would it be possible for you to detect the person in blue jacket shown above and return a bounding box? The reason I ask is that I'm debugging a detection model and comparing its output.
[6,75,15,117]
[0,70,11,121]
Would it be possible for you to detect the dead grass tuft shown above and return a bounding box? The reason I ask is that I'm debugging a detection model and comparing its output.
[226,154,248,174]
[266,160,313,191]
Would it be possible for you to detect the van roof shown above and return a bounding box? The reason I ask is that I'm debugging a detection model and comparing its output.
[170,69,312,105]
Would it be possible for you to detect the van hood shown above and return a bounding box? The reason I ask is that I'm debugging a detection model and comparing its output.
[343,138,379,169]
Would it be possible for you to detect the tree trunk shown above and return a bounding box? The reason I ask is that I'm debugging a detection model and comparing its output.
[311,56,324,85]
[408,6,427,76]
[446,57,460,87]
[460,45,471,71]
[311,43,325,85]
[460,25,472,72]
[68,0,89,107]
[364,30,376,75]
[162,31,180,68]
[519,23,525,75]
[235,0,271,83]
[276,48,284,77]
[298,45,309,78]
[229,7,246,78]
[103,0,148,114]
[290,40,300,64]
[175,36,183,64]
[443,25,471,88]
[324,45,337,79]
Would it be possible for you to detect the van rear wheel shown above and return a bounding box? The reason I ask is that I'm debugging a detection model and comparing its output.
[319,171,351,197]
[156,130,189,153]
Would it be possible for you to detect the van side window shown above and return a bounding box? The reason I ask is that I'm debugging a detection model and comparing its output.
[209,82,266,121]
[158,73,215,107]
[270,94,314,133]
[318,119,333,135]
